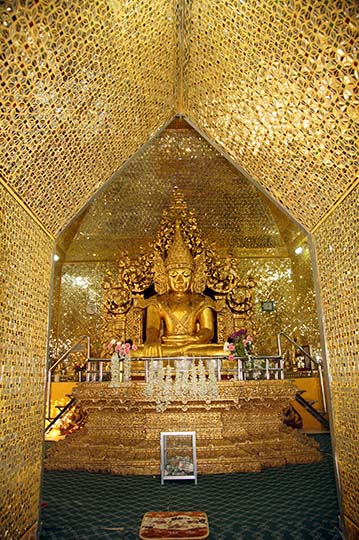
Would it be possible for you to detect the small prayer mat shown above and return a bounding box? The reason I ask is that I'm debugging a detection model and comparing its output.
[139,511,209,539]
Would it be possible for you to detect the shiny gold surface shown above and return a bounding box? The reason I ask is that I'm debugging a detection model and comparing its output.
[184,0,358,231]
[1,0,177,235]
[57,246,321,362]
[101,191,256,356]
[45,380,322,475]
[62,125,291,261]
[240,251,321,356]
[138,221,225,357]
[0,186,53,539]
[344,516,359,540]
[315,186,359,528]
[0,177,54,241]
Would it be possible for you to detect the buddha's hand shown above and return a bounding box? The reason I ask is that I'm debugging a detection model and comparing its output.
[162,335,199,345]
[181,330,212,344]
[142,340,162,358]
[181,335,201,344]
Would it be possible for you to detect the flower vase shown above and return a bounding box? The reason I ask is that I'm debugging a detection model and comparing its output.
[246,354,254,379]
[109,352,121,388]
[123,355,131,383]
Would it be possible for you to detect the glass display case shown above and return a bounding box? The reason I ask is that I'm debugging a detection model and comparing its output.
[160,431,197,484]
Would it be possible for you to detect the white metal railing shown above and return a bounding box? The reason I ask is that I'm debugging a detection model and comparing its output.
[236,355,284,380]
[46,336,90,420]
[143,356,223,382]
[48,334,327,415]
[85,356,224,382]
[83,355,284,383]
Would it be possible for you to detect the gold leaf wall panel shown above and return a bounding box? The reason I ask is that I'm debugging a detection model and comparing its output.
[0,187,53,539]
[238,248,320,354]
[52,261,112,362]
[183,0,358,230]
[1,0,358,534]
[1,0,177,235]
[315,187,359,528]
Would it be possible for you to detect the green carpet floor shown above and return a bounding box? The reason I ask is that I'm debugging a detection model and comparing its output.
[40,434,342,539]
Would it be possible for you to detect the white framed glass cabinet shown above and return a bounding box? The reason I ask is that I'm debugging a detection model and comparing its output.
[160,431,197,484]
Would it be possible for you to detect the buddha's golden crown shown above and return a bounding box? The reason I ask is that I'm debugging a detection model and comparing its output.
[165,221,193,270]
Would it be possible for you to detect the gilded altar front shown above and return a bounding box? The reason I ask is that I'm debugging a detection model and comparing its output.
[45,379,322,475]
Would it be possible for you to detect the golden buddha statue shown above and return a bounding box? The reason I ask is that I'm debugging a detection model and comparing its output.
[101,192,255,360]
[136,223,224,358]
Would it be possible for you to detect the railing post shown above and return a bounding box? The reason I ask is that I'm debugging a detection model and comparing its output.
[277,331,327,403]
[265,358,270,380]
[99,360,103,382]
[237,358,243,380]
[280,356,284,379]
[86,335,90,359]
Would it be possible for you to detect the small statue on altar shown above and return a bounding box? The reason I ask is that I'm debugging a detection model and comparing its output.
[137,222,224,358]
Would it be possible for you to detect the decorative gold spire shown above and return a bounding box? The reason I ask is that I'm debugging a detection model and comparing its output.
[165,221,193,270]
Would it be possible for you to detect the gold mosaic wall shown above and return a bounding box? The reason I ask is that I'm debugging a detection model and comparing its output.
[237,249,320,356]
[0,186,53,539]
[55,255,321,364]
[1,0,177,235]
[62,125,292,261]
[182,1,358,528]
[315,187,359,530]
[183,0,358,230]
[51,261,111,365]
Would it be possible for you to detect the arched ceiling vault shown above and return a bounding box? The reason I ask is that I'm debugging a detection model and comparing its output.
[59,119,305,261]
[1,0,358,237]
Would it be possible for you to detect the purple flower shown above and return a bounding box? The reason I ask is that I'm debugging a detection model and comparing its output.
[229,329,247,340]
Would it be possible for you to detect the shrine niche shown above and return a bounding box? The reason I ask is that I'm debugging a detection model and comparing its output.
[100,190,256,356]
[46,195,324,478]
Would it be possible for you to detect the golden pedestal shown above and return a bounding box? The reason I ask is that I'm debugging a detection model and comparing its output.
[45,380,322,475]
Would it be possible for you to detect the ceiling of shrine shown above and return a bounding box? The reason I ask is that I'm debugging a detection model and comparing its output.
[1,0,358,237]
[1,0,177,235]
[182,0,358,231]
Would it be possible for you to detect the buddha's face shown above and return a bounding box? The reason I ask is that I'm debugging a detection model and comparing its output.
[167,267,192,293]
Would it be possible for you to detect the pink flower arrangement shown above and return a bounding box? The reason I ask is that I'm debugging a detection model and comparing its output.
[225,329,253,360]
[108,339,138,357]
